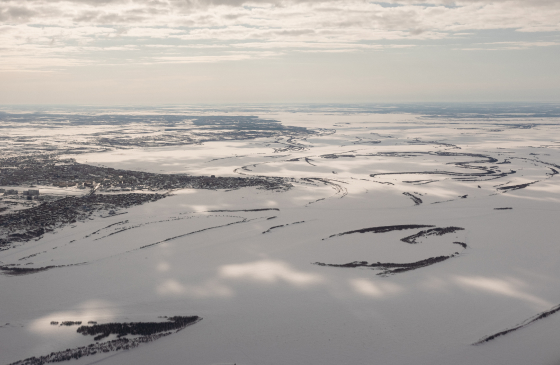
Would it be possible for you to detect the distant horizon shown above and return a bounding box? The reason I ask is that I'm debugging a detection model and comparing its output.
[2,101,560,107]
[3,102,560,119]
[2,0,559,104]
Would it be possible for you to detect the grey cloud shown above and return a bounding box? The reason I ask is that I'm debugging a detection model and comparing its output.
[270,29,315,36]
[222,13,242,20]
[72,5,167,24]
[3,0,560,5]
[73,11,148,23]
[0,6,37,22]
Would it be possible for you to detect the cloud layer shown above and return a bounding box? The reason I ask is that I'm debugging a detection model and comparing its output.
[1,0,559,71]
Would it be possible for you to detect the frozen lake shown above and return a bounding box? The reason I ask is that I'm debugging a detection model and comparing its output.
[2,107,560,365]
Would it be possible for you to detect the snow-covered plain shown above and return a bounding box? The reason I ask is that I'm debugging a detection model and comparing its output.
[2,109,560,365]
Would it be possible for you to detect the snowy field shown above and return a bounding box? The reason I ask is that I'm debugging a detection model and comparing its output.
[2,107,560,365]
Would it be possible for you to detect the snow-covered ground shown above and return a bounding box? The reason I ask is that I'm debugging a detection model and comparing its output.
[2,111,560,365]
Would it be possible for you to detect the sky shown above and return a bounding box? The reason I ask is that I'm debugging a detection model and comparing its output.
[1,0,559,104]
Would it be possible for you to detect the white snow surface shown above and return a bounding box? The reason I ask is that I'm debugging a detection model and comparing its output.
[2,112,560,365]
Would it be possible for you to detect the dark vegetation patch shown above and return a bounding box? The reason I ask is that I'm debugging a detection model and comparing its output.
[18,251,45,261]
[304,157,316,166]
[403,192,422,205]
[407,138,460,149]
[301,177,348,199]
[0,266,55,275]
[77,316,200,341]
[0,114,315,153]
[403,179,439,185]
[0,262,85,276]
[497,181,538,192]
[320,154,356,159]
[85,220,128,238]
[138,217,252,250]
[368,151,516,182]
[263,224,284,234]
[473,304,560,345]
[326,224,435,239]
[0,155,292,193]
[0,194,165,250]
[352,137,381,145]
[60,321,82,326]
[453,241,467,248]
[306,197,326,206]
[314,255,454,276]
[400,227,464,244]
[262,221,305,234]
[271,136,309,153]
[318,225,466,275]
[8,316,202,365]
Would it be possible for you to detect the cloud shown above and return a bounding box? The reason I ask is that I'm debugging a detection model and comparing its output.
[1,0,559,70]
[457,41,560,51]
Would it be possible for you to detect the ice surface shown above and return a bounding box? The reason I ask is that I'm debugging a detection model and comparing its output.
[2,107,560,365]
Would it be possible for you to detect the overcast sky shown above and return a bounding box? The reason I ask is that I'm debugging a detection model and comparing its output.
[1,0,559,104]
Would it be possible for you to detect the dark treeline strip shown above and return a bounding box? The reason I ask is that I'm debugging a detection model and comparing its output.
[0,194,165,249]
[8,316,202,365]
[138,217,251,250]
[0,262,86,276]
[314,255,453,275]
[407,139,460,149]
[262,225,284,234]
[473,304,560,345]
[300,177,348,198]
[326,224,435,239]
[0,266,55,275]
[77,316,200,341]
[403,192,423,205]
[400,227,465,244]
[497,181,538,191]
[262,220,305,234]
[364,151,514,182]
[60,321,81,326]
[86,220,128,237]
